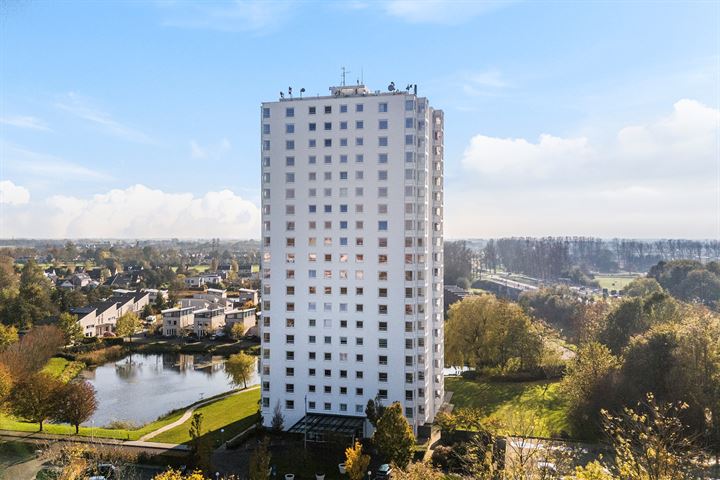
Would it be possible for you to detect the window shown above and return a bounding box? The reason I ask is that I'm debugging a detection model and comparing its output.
[309,106,316,114]
[324,138,332,147]
[340,104,347,113]
[355,171,364,180]
[262,157,270,167]
[309,155,316,164]
[405,117,414,128]
[379,221,388,231]
[379,119,388,129]
[262,124,270,134]
[356,120,364,129]
[378,153,388,164]
[405,134,414,145]
[324,172,332,181]
[378,170,388,181]
[286,107,294,117]
[378,137,388,147]
[324,105,332,114]
[262,140,270,151]
[286,124,295,134]
[355,154,364,163]
[340,138,348,146]
[262,107,270,118]
[379,372,388,382]
[340,154,348,163]
[405,99,414,110]
[308,139,316,148]
[286,140,295,150]
[324,122,332,131]
[355,137,363,146]
[285,400,294,409]
[324,155,332,164]
[379,238,387,247]
[286,173,295,183]
[309,122,316,131]
[379,102,388,112]
[356,104,363,112]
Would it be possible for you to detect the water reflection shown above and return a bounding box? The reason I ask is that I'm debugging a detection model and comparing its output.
[79,353,258,427]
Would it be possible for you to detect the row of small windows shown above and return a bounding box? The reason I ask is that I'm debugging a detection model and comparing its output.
[263,152,416,167]
[265,220,388,231]
[263,170,389,183]
[263,235,432,249]
[262,100,416,119]
[262,185,429,201]
[262,137,399,151]
[263,119,392,135]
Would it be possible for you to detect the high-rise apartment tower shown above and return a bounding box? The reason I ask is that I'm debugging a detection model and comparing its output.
[259,83,444,434]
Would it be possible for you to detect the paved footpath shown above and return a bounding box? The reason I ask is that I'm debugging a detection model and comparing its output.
[0,385,260,454]
[135,386,260,443]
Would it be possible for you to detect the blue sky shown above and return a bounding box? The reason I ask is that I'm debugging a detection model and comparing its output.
[1,0,718,239]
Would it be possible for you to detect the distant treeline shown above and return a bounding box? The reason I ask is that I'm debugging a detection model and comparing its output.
[479,237,720,277]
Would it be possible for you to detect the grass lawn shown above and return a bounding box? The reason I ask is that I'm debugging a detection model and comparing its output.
[0,409,186,440]
[42,357,85,383]
[151,387,260,445]
[446,376,573,438]
[594,274,639,291]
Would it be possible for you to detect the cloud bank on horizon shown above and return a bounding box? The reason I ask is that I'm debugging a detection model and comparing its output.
[2,98,717,239]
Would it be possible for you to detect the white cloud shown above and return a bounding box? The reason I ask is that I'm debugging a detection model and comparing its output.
[462,133,593,178]
[190,138,231,159]
[55,93,155,144]
[159,1,293,33]
[1,142,112,181]
[383,0,515,24]
[0,180,30,205]
[449,99,720,238]
[0,115,50,131]
[1,184,260,239]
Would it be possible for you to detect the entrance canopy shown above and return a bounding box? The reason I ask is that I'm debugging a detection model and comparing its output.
[288,414,365,439]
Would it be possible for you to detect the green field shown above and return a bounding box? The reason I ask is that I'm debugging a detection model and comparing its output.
[446,376,572,438]
[0,409,186,440]
[151,387,260,445]
[41,357,85,383]
[594,274,639,291]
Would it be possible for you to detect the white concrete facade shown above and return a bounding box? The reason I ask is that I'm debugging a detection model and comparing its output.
[259,84,444,433]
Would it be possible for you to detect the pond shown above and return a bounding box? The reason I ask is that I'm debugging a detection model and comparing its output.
[79,353,259,427]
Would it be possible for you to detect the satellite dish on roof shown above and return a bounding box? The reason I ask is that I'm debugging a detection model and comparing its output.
[388,82,395,92]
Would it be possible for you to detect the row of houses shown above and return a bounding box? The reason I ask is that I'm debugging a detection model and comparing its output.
[70,291,151,337]
[162,288,258,338]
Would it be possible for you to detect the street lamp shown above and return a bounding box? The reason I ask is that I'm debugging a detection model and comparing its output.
[220,428,225,446]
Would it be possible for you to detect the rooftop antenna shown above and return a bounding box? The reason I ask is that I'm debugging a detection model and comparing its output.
[341,66,350,86]
[361,67,364,85]
[300,88,305,98]
[288,86,293,98]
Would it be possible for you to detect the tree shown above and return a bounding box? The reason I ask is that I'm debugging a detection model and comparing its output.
[621,277,663,298]
[271,400,284,431]
[0,363,13,404]
[153,469,207,480]
[602,393,697,480]
[142,304,154,319]
[562,342,620,436]
[115,311,141,343]
[345,441,371,480]
[57,312,83,344]
[225,352,255,389]
[573,461,614,480]
[188,412,211,473]
[154,292,168,311]
[230,322,246,339]
[9,372,62,431]
[0,325,65,377]
[445,295,543,372]
[373,402,415,468]
[365,396,386,428]
[394,461,445,480]
[0,255,18,290]
[57,380,97,433]
[249,436,271,480]
[444,240,473,284]
[0,324,18,350]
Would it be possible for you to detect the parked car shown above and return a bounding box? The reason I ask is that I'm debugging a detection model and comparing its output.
[375,464,392,480]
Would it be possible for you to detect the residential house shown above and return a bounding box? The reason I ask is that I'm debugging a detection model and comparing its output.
[193,307,225,337]
[235,288,258,306]
[161,307,195,337]
[225,307,257,336]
